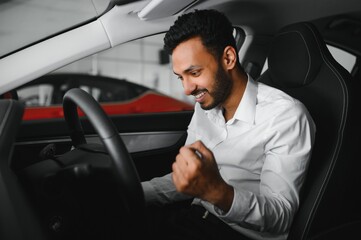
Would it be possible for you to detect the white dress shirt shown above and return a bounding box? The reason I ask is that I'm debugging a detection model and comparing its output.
[142,76,316,240]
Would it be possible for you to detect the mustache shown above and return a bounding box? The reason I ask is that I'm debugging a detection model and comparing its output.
[191,89,208,96]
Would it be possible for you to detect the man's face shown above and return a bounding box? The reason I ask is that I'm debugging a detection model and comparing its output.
[172,37,232,110]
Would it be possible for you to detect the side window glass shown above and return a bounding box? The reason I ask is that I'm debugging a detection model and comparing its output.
[16,28,245,121]
[327,45,356,73]
[16,33,194,120]
[233,26,245,52]
[17,84,53,106]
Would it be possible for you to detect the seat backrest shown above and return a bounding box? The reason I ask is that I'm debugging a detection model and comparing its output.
[0,100,45,240]
[257,22,360,239]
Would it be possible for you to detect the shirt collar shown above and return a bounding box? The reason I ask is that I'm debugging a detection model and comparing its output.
[233,75,257,124]
[205,74,257,125]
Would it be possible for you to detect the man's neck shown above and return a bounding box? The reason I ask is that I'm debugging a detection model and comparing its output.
[222,71,248,122]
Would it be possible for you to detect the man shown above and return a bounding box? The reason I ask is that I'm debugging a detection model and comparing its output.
[141,9,316,240]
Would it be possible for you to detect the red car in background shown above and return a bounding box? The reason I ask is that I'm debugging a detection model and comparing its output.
[14,73,194,120]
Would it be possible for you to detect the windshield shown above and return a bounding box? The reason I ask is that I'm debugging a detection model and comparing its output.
[0,0,111,58]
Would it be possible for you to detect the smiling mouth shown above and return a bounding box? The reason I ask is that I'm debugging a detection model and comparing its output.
[193,90,207,102]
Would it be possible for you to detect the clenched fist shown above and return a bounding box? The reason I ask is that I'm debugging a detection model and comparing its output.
[172,140,234,212]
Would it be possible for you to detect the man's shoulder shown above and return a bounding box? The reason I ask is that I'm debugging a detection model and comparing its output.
[256,82,311,120]
[257,82,299,106]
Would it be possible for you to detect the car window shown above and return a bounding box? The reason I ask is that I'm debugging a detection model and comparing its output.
[16,29,245,121]
[17,84,53,106]
[16,33,195,120]
[327,45,356,73]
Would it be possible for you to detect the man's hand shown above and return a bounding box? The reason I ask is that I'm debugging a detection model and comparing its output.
[172,140,234,212]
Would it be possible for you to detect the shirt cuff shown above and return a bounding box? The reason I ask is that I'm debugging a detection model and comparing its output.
[213,187,235,216]
[141,181,159,204]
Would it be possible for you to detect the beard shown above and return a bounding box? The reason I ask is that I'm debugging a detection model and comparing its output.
[200,64,233,110]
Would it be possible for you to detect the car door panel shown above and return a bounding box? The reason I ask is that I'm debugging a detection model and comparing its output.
[13,111,193,181]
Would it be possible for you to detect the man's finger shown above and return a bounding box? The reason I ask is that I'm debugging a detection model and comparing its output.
[179,145,201,163]
[190,140,212,160]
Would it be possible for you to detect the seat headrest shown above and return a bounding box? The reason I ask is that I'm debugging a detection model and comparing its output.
[268,22,328,88]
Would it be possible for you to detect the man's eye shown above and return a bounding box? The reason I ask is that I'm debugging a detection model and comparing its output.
[177,76,183,80]
[191,71,200,77]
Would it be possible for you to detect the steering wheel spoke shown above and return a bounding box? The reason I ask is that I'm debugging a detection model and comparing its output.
[62,88,145,229]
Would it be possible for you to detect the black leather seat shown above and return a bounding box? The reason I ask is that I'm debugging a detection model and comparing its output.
[0,100,45,240]
[257,22,361,239]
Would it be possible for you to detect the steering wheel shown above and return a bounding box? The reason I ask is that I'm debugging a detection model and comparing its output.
[62,88,145,228]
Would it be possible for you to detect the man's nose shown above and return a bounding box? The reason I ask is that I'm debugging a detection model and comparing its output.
[183,78,196,96]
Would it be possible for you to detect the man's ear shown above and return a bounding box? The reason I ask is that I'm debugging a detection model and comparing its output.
[222,46,237,70]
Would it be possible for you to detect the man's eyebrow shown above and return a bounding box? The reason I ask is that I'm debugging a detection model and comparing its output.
[173,65,202,75]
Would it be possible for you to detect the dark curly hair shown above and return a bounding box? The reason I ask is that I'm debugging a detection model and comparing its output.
[164,9,241,69]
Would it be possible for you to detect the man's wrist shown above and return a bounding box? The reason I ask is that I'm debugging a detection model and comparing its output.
[210,183,234,212]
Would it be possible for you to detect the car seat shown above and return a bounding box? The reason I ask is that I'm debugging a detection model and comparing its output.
[257,21,361,239]
[0,99,46,239]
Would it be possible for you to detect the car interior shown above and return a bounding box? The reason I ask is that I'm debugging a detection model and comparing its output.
[1,0,361,239]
